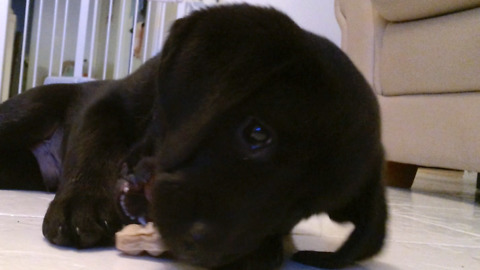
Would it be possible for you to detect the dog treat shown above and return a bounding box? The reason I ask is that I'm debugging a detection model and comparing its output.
[115,222,167,256]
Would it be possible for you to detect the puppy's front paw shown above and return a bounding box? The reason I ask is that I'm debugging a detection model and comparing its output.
[42,188,122,248]
[213,236,284,270]
[292,251,353,269]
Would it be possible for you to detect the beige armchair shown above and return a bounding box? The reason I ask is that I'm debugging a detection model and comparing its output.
[335,0,480,188]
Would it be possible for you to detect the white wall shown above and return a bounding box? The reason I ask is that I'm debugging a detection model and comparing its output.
[221,0,341,46]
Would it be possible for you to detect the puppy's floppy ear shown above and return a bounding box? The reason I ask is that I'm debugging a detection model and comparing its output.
[157,16,196,74]
[152,14,203,170]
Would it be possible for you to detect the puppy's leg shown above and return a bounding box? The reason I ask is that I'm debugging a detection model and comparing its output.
[42,90,144,248]
[0,84,80,190]
[0,148,44,190]
[292,169,387,268]
[214,235,284,270]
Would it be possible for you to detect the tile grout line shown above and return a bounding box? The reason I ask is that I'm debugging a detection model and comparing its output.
[394,212,480,238]
[0,213,44,218]
[388,239,480,248]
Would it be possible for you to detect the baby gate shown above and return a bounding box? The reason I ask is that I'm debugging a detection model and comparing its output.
[0,0,216,102]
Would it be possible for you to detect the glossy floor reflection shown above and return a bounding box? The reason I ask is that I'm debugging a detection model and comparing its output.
[1,169,479,269]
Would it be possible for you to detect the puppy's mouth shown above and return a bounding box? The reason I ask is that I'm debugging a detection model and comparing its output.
[116,170,155,225]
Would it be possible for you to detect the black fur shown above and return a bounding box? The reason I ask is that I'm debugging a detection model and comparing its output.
[0,5,386,269]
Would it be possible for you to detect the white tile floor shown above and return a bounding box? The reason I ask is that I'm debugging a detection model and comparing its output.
[1,169,479,270]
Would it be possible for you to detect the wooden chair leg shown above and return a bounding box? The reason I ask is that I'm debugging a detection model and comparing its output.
[476,173,480,204]
[476,173,479,189]
[384,161,418,189]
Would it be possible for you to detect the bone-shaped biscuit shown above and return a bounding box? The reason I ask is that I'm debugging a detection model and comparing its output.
[115,222,167,256]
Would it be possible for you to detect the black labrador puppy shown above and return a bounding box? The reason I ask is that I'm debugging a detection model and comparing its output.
[0,4,386,270]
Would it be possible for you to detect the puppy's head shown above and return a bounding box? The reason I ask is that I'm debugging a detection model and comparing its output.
[148,4,382,267]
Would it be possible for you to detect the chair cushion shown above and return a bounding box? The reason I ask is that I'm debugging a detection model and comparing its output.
[379,8,480,96]
[372,0,480,22]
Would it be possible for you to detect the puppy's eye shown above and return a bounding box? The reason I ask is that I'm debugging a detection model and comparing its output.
[242,118,272,150]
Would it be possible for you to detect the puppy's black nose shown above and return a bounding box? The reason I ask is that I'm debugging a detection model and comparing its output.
[181,222,209,252]
[189,221,208,242]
